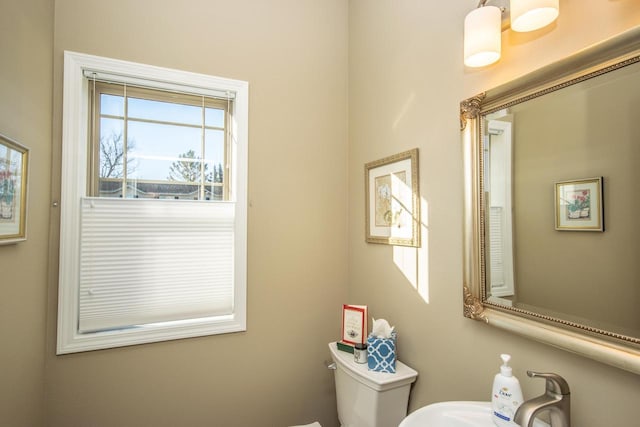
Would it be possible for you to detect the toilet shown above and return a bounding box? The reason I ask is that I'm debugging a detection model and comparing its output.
[328,342,418,427]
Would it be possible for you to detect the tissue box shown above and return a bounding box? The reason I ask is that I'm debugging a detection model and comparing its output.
[367,331,397,373]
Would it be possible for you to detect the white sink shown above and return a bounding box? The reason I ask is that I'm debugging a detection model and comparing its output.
[399,401,550,427]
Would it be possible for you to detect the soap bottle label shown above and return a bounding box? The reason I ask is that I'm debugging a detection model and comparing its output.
[493,386,519,422]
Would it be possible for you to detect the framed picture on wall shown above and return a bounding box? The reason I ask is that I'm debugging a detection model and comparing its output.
[554,177,603,231]
[365,148,420,247]
[0,133,29,245]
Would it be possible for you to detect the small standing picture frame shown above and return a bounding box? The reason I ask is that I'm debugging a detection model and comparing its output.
[554,177,603,231]
[341,304,368,345]
[0,133,29,245]
[365,148,420,247]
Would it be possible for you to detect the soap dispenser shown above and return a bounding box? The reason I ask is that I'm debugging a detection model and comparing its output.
[491,354,523,427]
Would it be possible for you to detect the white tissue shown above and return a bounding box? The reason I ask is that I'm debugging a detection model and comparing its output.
[371,318,395,339]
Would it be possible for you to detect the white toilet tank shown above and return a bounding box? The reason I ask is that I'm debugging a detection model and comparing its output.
[328,342,418,427]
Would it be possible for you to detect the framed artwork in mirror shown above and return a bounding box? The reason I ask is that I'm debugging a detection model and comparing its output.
[0,133,29,245]
[555,177,603,231]
[365,148,420,247]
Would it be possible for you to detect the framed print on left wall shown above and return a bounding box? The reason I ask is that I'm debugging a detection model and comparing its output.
[0,133,29,245]
[365,148,420,247]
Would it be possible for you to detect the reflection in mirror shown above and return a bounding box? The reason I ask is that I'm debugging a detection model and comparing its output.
[461,27,640,374]
[485,114,515,302]
[483,60,640,340]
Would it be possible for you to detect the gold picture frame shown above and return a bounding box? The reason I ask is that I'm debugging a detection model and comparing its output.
[0,133,29,245]
[554,177,604,231]
[365,148,420,247]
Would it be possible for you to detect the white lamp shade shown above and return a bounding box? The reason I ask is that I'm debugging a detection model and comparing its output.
[510,0,559,32]
[464,6,502,68]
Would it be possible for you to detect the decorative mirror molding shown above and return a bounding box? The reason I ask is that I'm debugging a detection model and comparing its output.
[461,26,640,374]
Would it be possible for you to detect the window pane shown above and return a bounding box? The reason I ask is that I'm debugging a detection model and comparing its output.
[128,97,202,126]
[101,94,124,117]
[95,87,228,201]
[206,107,225,128]
[99,118,126,179]
[205,130,224,167]
[99,179,123,198]
[126,180,201,200]
[97,118,125,198]
[127,121,202,182]
[205,129,225,200]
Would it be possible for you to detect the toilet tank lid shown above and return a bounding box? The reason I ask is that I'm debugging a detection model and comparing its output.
[328,342,418,391]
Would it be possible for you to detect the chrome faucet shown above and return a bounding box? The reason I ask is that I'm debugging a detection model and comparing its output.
[514,371,570,427]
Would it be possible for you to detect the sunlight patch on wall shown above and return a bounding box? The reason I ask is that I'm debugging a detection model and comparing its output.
[393,92,416,130]
[393,197,429,303]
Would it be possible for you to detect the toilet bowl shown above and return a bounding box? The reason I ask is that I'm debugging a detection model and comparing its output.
[328,342,418,427]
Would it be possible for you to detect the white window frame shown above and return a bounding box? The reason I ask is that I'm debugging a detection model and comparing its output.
[57,51,248,354]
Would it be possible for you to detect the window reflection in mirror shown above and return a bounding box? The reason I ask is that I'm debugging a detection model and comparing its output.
[484,113,515,304]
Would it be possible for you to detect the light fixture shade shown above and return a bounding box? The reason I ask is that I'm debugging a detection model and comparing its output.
[510,0,559,32]
[464,6,502,68]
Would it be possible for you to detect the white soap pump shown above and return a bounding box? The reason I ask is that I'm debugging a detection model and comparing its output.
[491,354,524,427]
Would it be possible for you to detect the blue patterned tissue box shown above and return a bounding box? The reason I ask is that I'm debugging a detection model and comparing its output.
[367,331,397,373]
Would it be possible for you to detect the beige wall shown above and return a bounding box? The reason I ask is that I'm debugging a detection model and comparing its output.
[3,0,640,426]
[0,0,52,425]
[45,1,348,426]
[348,1,640,427]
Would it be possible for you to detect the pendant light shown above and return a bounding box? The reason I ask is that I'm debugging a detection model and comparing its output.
[463,0,560,68]
[464,5,502,68]
[510,0,559,32]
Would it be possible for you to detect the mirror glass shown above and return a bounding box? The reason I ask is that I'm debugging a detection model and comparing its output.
[461,27,640,374]
[483,60,640,340]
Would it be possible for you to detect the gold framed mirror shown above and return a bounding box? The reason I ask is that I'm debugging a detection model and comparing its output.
[460,26,640,374]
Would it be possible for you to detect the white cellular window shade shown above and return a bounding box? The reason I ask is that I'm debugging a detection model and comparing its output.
[58,51,248,354]
[78,198,234,333]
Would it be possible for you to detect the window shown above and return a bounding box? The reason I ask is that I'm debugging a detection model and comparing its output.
[91,83,229,201]
[57,51,248,354]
